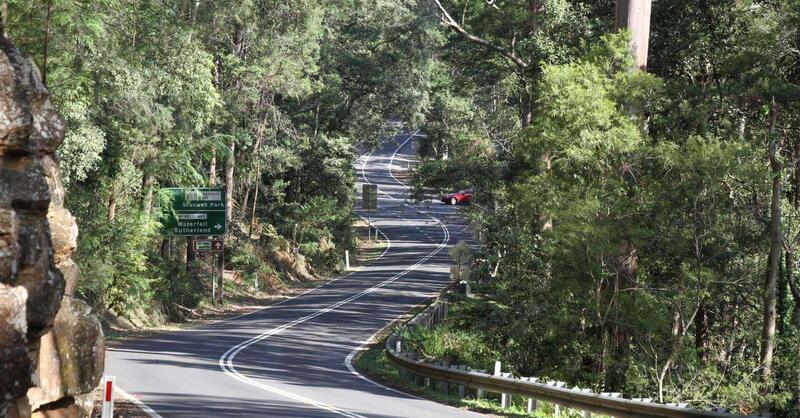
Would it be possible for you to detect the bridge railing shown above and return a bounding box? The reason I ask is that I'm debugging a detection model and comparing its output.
[383,287,763,418]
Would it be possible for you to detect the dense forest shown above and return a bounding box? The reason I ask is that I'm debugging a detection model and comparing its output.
[407,0,800,416]
[4,0,435,322]
[5,0,800,416]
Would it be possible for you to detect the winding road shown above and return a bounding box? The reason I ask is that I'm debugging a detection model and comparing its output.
[105,134,481,417]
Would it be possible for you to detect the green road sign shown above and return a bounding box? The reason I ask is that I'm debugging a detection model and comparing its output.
[362,184,378,210]
[194,238,224,251]
[159,187,226,236]
[195,240,212,250]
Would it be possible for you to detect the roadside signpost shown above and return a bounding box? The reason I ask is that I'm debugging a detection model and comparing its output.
[362,184,378,210]
[449,240,473,286]
[100,375,115,418]
[362,184,378,240]
[193,238,224,252]
[159,187,226,304]
[194,240,213,251]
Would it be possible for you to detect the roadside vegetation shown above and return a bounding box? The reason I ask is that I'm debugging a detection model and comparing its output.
[354,340,552,418]
[4,1,433,327]
[6,0,800,416]
[410,1,800,416]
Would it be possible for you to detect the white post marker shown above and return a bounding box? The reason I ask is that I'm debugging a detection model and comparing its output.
[101,375,115,418]
[500,372,511,408]
[476,369,486,399]
[493,361,510,408]
[345,250,350,271]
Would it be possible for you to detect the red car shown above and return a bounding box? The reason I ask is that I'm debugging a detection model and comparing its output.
[441,189,473,205]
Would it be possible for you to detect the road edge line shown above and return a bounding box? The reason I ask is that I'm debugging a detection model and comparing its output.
[344,131,471,408]
[219,140,451,417]
[115,386,163,418]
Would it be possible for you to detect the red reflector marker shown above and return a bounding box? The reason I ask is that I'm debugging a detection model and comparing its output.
[101,375,115,418]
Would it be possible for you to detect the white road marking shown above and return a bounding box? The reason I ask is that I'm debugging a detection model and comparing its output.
[218,138,452,418]
[115,386,163,418]
[111,235,393,418]
[343,335,425,401]
[219,221,446,418]
[344,132,470,413]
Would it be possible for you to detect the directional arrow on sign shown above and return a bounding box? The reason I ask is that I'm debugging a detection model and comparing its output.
[214,224,222,230]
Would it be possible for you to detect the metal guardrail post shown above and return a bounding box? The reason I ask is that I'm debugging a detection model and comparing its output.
[528,397,536,413]
[527,377,539,413]
[475,368,487,399]
[493,361,511,409]
[501,373,512,408]
[416,372,425,387]
[453,365,466,397]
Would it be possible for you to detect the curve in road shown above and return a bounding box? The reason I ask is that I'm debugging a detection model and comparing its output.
[106,134,479,417]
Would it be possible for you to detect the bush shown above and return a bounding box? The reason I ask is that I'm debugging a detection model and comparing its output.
[76,213,158,316]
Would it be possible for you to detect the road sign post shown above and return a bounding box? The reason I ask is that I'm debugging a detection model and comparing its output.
[159,187,227,304]
[101,375,115,418]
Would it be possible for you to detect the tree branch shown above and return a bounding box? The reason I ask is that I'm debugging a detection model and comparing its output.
[432,0,529,70]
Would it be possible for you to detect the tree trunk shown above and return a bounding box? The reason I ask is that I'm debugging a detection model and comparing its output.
[241,183,251,217]
[313,101,321,138]
[186,237,195,272]
[249,163,260,238]
[657,310,684,403]
[761,103,780,383]
[142,172,154,216]
[242,109,265,217]
[191,0,200,26]
[656,307,700,403]
[216,249,224,304]
[1,0,8,36]
[520,90,533,128]
[527,0,544,33]
[42,0,53,85]
[614,0,652,71]
[792,137,800,205]
[790,263,800,328]
[209,147,217,186]
[178,236,187,266]
[225,140,235,223]
[107,186,117,222]
[695,303,710,362]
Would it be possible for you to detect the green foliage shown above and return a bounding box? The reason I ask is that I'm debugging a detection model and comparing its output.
[413,5,800,412]
[5,0,433,322]
[76,213,158,314]
[8,0,800,414]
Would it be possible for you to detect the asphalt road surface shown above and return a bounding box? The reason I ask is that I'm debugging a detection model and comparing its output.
[105,134,482,417]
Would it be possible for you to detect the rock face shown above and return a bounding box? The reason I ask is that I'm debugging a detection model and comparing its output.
[0,36,104,418]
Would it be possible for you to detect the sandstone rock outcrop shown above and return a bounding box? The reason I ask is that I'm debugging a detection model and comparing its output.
[0,35,104,418]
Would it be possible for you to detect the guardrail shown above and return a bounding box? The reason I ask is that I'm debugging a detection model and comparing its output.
[383,289,763,418]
